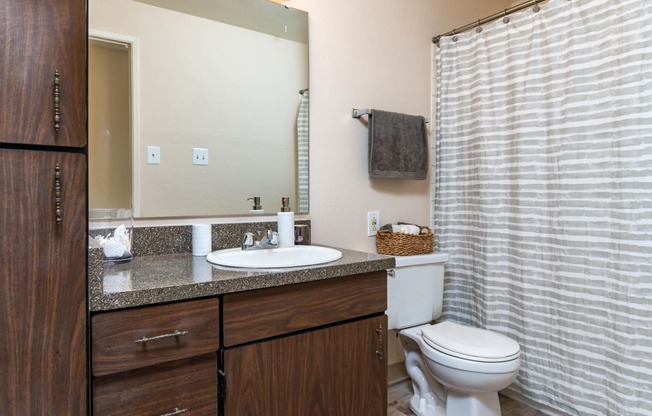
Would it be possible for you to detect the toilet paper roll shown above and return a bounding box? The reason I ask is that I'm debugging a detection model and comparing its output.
[192,224,212,256]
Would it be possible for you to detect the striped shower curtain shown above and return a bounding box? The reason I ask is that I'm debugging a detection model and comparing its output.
[433,0,652,415]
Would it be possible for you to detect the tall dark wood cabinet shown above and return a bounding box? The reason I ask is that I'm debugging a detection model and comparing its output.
[0,0,88,414]
[0,150,87,414]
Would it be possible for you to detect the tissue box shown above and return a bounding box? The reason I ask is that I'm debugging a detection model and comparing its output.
[89,208,134,263]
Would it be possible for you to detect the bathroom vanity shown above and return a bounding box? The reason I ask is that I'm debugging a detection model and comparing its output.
[89,248,393,416]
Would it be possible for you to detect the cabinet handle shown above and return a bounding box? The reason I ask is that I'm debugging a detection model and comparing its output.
[159,407,188,416]
[54,164,62,225]
[134,329,189,344]
[54,70,61,131]
[375,323,384,360]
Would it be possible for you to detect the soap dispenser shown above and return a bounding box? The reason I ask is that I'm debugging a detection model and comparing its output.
[277,197,294,248]
[248,197,265,214]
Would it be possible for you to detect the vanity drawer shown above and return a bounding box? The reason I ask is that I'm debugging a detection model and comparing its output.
[92,298,219,376]
[93,354,218,416]
[222,271,387,346]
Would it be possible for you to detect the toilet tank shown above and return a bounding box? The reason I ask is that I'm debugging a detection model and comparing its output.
[386,252,449,330]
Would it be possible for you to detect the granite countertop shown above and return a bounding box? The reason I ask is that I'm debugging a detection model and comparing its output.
[89,247,395,312]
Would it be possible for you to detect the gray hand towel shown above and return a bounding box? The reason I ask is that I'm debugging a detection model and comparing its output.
[368,109,428,180]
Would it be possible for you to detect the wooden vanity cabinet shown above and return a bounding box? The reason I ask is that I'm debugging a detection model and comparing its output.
[91,298,220,416]
[89,271,388,415]
[221,271,388,416]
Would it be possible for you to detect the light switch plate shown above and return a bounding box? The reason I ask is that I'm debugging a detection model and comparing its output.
[147,146,160,165]
[193,148,209,166]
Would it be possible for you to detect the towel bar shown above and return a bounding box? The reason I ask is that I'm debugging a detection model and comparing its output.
[352,108,430,123]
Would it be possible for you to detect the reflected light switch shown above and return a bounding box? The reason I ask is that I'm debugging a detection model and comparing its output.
[193,148,209,166]
[147,146,161,165]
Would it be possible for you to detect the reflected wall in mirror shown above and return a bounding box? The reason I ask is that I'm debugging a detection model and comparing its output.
[89,0,309,218]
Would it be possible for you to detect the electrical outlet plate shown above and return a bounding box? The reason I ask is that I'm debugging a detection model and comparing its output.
[367,211,380,237]
[193,148,209,166]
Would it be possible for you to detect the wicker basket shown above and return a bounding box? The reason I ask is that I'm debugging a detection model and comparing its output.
[376,226,434,256]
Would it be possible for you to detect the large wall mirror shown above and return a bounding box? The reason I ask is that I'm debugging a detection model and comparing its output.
[89,0,309,218]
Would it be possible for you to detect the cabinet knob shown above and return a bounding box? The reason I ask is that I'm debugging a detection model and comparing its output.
[54,70,61,132]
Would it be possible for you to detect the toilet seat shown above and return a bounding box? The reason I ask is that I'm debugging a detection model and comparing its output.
[421,321,520,363]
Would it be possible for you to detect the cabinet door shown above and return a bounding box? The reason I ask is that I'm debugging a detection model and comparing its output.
[0,0,86,147]
[223,315,388,416]
[0,149,87,415]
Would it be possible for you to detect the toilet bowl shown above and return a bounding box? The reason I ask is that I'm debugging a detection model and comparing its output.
[387,253,521,416]
[400,323,520,416]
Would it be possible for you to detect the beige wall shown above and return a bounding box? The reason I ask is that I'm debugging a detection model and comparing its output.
[284,0,511,253]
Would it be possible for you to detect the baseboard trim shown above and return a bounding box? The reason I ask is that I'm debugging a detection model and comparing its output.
[388,362,409,385]
[501,389,568,416]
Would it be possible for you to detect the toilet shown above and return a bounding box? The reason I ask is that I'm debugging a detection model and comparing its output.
[387,253,521,416]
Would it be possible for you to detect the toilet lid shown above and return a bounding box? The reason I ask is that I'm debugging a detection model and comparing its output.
[421,321,520,362]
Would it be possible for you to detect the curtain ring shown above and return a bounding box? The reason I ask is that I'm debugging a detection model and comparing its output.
[503,10,510,24]
[452,29,458,42]
[533,0,540,12]
[476,20,483,33]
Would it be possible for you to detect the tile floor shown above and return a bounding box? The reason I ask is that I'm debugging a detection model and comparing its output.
[388,381,546,416]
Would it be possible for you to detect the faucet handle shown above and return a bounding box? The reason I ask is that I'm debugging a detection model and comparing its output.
[268,230,279,245]
[242,232,254,249]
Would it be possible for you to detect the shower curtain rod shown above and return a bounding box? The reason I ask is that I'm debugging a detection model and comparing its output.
[432,0,547,46]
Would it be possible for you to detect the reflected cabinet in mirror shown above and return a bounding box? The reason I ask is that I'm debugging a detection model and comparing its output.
[89,0,309,218]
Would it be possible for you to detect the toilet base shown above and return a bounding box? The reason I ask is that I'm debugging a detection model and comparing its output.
[409,392,444,416]
[446,391,501,416]
[407,389,502,416]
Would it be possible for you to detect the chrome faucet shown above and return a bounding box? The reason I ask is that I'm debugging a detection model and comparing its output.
[242,230,279,250]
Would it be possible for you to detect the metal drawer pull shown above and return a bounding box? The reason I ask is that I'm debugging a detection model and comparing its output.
[54,164,62,225]
[54,70,61,131]
[159,407,188,416]
[134,329,189,344]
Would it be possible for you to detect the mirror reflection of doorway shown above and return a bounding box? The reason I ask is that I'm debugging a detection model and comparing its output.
[88,36,134,212]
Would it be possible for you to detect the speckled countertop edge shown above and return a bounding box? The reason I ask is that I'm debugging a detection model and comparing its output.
[89,247,395,312]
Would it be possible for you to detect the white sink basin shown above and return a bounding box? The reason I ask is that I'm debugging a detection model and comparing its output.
[206,246,342,268]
